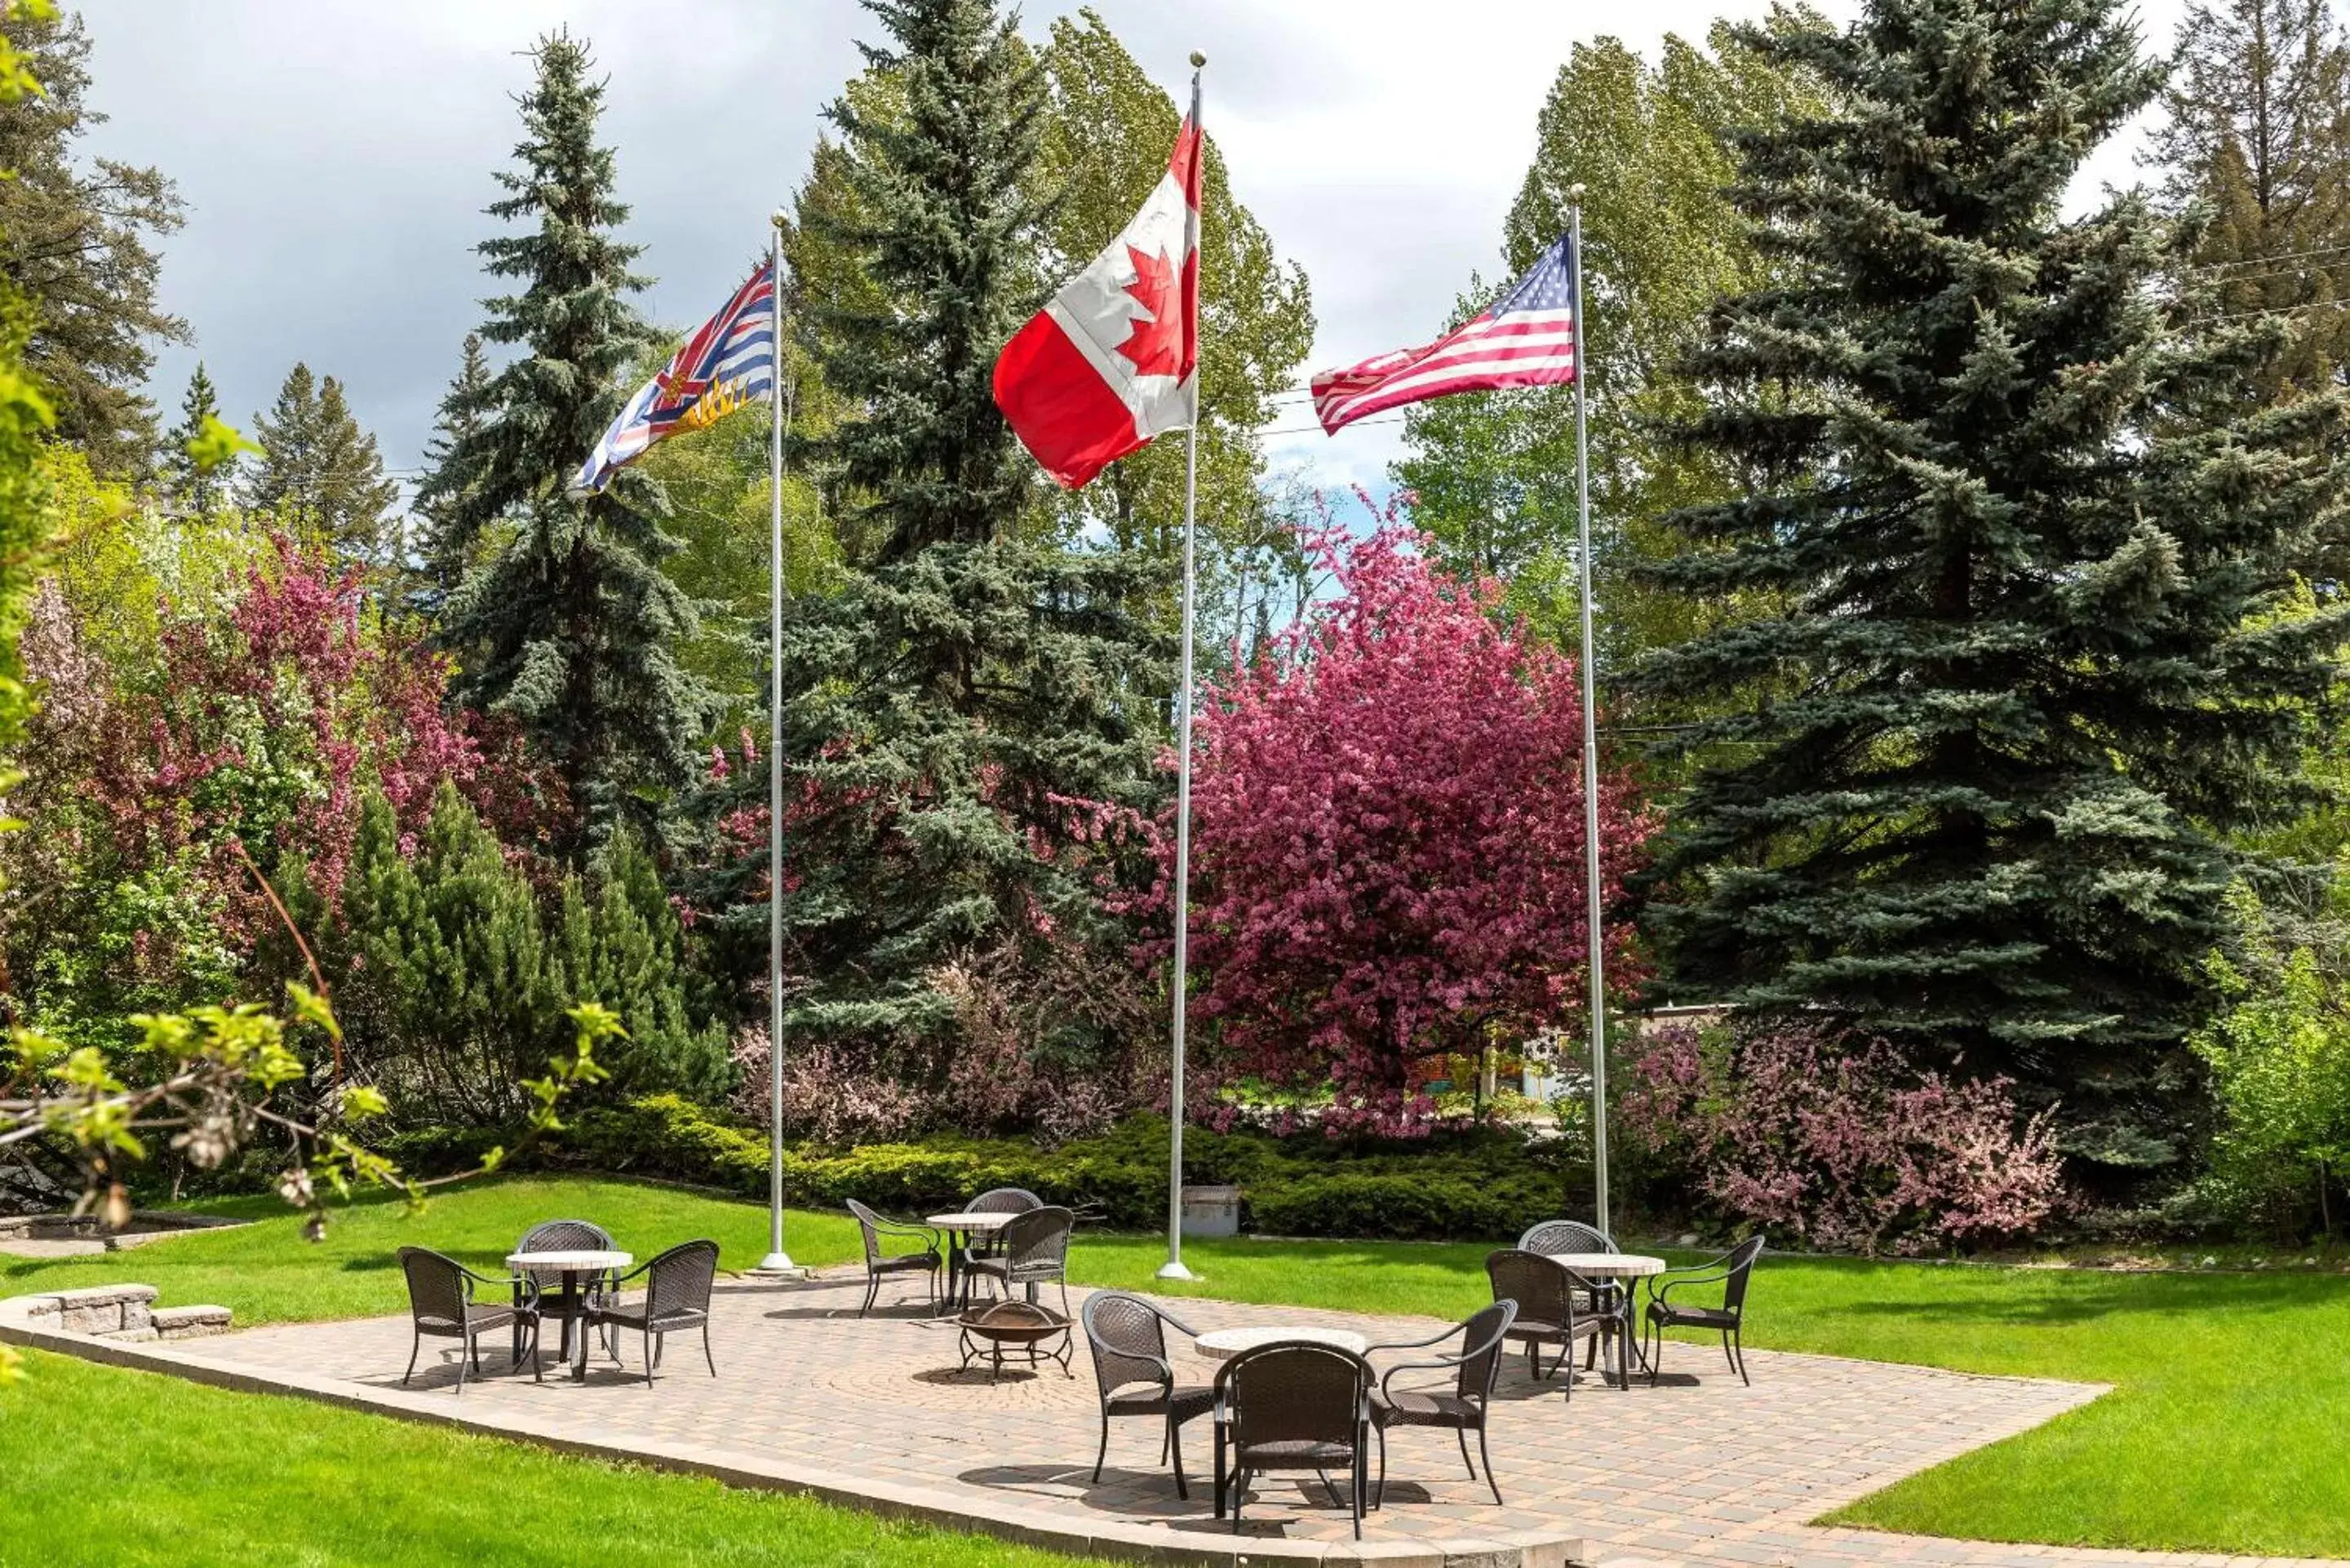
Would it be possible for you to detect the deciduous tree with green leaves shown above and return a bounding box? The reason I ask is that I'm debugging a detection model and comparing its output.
[1632,0,2350,1185]
[1029,9,1314,641]
[2148,0,2350,409]
[1398,19,1823,671]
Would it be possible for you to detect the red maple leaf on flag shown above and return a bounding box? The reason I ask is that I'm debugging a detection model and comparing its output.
[1115,241,1189,379]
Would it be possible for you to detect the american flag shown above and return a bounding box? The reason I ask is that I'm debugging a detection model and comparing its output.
[1311,233,1580,435]
[574,260,778,494]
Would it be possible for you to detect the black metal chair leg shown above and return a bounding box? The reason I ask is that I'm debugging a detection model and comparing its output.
[1722,1330,1738,1375]
[703,1321,717,1377]
[642,1325,655,1387]
[1479,1424,1501,1504]
[1168,1415,1190,1500]
[402,1331,420,1386]
[1373,1424,1388,1508]
[1457,1423,1476,1477]
[1092,1415,1110,1484]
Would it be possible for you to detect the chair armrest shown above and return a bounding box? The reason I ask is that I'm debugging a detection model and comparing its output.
[1651,1273,1731,1309]
[1152,1303,1201,1340]
[1363,1324,1461,1356]
[1377,1354,1464,1399]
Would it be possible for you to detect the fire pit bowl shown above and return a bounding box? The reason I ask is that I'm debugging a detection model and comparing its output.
[955,1299,1073,1381]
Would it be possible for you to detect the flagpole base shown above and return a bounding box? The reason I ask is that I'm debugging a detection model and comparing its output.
[1155,1260,1196,1282]
[750,1251,804,1280]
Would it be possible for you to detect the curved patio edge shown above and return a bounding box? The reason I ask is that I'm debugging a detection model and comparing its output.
[2,1318,1590,1568]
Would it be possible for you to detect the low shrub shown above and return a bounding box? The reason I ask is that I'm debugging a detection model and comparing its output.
[1619,1017,2064,1256]
[401,1096,1581,1242]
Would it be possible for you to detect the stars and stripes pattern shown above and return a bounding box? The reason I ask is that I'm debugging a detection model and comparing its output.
[574,260,778,494]
[1310,233,1580,435]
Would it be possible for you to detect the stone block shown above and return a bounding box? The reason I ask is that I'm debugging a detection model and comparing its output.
[47,1282,159,1308]
[60,1302,123,1334]
[153,1304,233,1340]
[94,1325,157,1343]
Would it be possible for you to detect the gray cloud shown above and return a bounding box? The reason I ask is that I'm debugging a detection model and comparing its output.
[91,0,2176,494]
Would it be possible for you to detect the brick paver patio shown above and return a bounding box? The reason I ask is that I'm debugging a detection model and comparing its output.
[128,1269,2290,1568]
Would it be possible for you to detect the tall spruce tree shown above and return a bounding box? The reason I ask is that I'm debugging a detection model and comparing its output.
[162,361,224,517]
[242,361,401,563]
[1633,0,2350,1182]
[2151,0,2350,392]
[411,332,494,614]
[421,32,715,845]
[814,0,1046,562]
[0,5,185,476]
[734,0,1169,1072]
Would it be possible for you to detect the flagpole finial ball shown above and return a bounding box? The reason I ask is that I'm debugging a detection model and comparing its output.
[1190,51,1206,68]
[1568,183,1587,199]
[771,208,787,228]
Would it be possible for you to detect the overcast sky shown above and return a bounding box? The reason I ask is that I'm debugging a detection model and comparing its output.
[89,0,2188,498]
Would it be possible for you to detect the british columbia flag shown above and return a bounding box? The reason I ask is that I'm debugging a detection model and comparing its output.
[574,260,778,494]
[1310,233,1579,434]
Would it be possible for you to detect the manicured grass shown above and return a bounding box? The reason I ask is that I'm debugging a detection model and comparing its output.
[9,1175,2350,1557]
[0,1175,867,1326]
[0,1349,1107,1568]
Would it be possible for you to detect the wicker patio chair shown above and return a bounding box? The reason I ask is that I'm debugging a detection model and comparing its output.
[1516,1218,1618,1372]
[584,1238,721,1387]
[1484,1247,1604,1392]
[845,1198,942,1318]
[963,1204,1074,1318]
[962,1185,1040,1265]
[1516,1218,1615,1256]
[1080,1291,1215,1499]
[1367,1299,1519,1505]
[1212,1340,1373,1538]
[512,1217,619,1362]
[397,1246,540,1395]
[1643,1234,1765,1386]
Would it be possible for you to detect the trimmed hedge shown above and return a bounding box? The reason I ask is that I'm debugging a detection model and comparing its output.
[385,1096,1580,1243]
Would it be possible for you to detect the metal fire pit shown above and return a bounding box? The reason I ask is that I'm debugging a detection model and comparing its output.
[955,1299,1073,1382]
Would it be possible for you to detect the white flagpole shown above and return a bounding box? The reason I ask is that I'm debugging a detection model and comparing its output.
[759,212,796,1276]
[1159,52,1206,1285]
[1567,192,1611,1240]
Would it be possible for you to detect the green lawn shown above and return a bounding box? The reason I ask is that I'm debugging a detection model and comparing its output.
[0,1348,1107,1568]
[7,1174,2350,1557]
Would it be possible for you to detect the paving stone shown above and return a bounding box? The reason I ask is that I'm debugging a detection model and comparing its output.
[128,1275,2331,1568]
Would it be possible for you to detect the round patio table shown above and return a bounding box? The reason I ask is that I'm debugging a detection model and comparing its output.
[1192,1325,1369,1361]
[1537,1251,1665,1389]
[925,1211,1015,1313]
[507,1248,631,1381]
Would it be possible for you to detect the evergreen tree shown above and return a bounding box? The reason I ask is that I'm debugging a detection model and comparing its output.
[339,785,723,1120]
[242,361,401,564]
[411,332,494,615]
[162,361,224,518]
[422,32,714,844]
[718,0,1172,1072]
[1633,0,2350,1183]
[0,5,185,476]
[811,0,1047,562]
[2147,0,2350,540]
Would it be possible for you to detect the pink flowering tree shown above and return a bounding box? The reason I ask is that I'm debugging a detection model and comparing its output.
[1173,514,1656,1136]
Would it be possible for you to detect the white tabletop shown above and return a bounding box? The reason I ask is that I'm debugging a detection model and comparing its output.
[1194,1326,1370,1361]
[1539,1251,1666,1278]
[926,1211,1016,1231]
[507,1249,631,1271]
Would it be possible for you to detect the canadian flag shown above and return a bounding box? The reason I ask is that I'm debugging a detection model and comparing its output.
[994,117,1202,489]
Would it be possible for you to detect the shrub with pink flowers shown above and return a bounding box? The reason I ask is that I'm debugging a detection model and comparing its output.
[1172,512,1655,1136]
[1619,1017,2066,1255]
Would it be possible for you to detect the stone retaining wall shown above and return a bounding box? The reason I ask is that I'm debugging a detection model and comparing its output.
[0,1284,232,1342]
